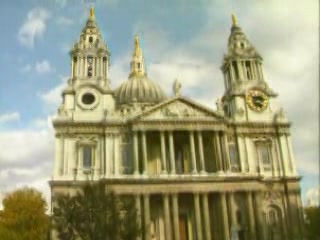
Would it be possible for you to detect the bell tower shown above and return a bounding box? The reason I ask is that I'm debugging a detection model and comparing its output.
[221,15,284,123]
[69,6,110,87]
[52,7,115,181]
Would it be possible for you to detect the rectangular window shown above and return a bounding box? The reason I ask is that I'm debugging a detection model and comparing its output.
[83,146,92,168]
[257,143,272,171]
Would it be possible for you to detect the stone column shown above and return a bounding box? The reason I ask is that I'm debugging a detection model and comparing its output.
[194,193,203,240]
[222,133,231,171]
[143,194,151,240]
[197,131,206,174]
[296,193,304,238]
[247,191,256,240]
[253,192,265,240]
[172,194,180,240]
[63,139,69,175]
[163,194,172,240]
[94,140,101,179]
[169,131,176,174]
[133,131,139,175]
[71,57,74,78]
[98,57,102,76]
[202,193,212,240]
[214,132,223,172]
[54,135,64,177]
[281,193,289,239]
[113,135,119,176]
[95,56,99,77]
[230,63,235,81]
[228,191,238,240]
[253,61,258,80]
[142,131,148,175]
[236,60,243,81]
[76,57,80,77]
[160,131,168,174]
[276,133,286,176]
[84,56,88,76]
[189,131,197,174]
[80,57,84,76]
[220,192,230,240]
[101,136,105,177]
[105,133,113,176]
[259,62,264,81]
[135,195,142,240]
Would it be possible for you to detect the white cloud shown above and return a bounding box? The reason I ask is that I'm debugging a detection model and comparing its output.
[35,60,52,74]
[56,16,74,26]
[39,76,68,109]
[20,60,53,74]
[33,118,51,129]
[0,129,53,166]
[306,187,320,207]
[20,64,32,73]
[0,125,54,210]
[18,8,51,48]
[0,112,20,124]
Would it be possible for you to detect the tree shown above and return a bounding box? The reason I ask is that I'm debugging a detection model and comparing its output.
[0,187,49,240]
[304,206,320,240]
[52,182,140,240]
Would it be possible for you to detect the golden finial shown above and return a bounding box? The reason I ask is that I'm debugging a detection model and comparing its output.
[90,6,95,18]
[231,14,237,26]
[133,35,142,57]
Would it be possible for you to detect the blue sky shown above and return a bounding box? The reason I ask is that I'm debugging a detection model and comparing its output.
[0,0,318,207]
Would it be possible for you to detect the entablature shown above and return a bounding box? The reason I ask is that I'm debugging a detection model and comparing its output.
[227,122,291,136]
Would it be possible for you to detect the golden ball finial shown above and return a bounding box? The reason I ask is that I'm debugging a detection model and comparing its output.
[231,14,237,26]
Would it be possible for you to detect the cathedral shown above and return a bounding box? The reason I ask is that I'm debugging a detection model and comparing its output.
[50,8,304,240]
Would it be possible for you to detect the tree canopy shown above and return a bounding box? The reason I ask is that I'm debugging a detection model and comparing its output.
[0,187,49,240]
[52,182,140,240]
[304,206,320,240]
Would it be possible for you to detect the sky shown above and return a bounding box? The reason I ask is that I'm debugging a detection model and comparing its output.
[0,0,318,208]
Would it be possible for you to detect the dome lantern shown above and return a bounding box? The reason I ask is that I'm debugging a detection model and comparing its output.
[115,36,166,106]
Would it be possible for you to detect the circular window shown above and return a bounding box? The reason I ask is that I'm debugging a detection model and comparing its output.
[82,93,95,105]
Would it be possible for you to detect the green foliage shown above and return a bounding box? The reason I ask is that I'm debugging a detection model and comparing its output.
[0,187,49,240]
[52,182,140,240]
[304,206,320,240]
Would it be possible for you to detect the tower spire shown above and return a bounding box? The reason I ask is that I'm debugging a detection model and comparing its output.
[133,35,142,57]
[89,6,95,19]
[231,14,237,26]
[129,35,145,77]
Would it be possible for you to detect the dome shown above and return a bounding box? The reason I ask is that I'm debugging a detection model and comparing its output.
[115,36,167,106]
[115,74,167,105]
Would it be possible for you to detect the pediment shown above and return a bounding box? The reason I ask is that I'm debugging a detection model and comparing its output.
[131,97,223,121]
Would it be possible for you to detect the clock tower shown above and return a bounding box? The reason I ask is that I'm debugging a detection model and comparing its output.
[221,15,285,123]
[53,7,115,181]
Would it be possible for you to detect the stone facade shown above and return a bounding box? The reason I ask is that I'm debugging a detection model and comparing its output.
[49,9,304,240]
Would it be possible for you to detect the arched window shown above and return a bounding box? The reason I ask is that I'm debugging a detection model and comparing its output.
[265,206,283,240]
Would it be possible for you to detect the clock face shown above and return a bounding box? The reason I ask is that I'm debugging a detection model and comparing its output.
[246,89,269,112]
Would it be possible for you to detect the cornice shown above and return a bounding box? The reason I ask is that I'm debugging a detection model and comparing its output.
[61,82,115,95]
[131,119,226,131]
[226,122,291,136]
